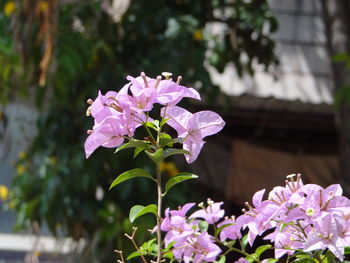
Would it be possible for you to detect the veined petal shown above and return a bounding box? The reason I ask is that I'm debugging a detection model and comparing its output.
[183,87,201,100]
[183,139,205,164]
[189,111,225,138]
[162,106,192,137]
[84,122,124,158]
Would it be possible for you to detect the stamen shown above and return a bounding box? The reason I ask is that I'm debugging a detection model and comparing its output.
[275,192,284,203]
[87,98,93,105]
[154,76,161,89]
[285,180,294,192]
[176,76,182,84]
[86,107,91,116]
[245,202,257,214]
[269,197,280,205]
[162,72,173,80]
[108,103,123,112]
[141,72,149,87]
[296,173,301,188]
[287,173,296,182]
[87,129,93,134]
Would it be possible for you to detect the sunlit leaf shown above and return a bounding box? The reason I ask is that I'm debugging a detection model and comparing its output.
[115,140,149,153]
[163,148,190,159]
[129,204,158,223]
[109,168,155,190]
[164,173,198,193]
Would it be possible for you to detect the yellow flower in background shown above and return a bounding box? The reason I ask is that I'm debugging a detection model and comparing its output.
[33,251,41,257]
[16,164,26,175]
[160,162,179,177]
[4,1,16,17]
[193,30,203,41]
[38,0,48,12]
[49,156,57,166]
[18,151,26,160]
[7,200,16,209]
[0,185,9,201]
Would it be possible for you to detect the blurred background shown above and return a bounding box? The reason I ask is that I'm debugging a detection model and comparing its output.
[0,0,349,262]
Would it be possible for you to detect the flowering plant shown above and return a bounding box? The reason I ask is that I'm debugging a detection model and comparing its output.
[85,72,350,263]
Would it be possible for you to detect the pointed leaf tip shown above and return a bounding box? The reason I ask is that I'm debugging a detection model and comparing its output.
[129,204,158,223]
[109,168,155,190]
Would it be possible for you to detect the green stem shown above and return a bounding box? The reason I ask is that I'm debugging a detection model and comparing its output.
[143,123,156,143]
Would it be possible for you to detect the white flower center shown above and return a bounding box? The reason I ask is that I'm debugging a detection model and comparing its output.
[306,208,315,216]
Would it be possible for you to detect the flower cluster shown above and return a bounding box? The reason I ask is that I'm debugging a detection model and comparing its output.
[160,200,226,263]
[160,174,350,262]
[240,174,350,260]
[84,72,225,163]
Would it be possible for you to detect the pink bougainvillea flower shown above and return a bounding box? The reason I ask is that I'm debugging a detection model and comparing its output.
[304,213,345,260]
[126,73,200,108]
[124,74,158,112]
[161,106,225,163]
[190,199,224,224]
[156,79,200,106]
[235,258,250,263]
[217,216,242,242]
[175,233,221,263]
[88,90,121,124]
[238,189,277,245]
[84,116,125,158]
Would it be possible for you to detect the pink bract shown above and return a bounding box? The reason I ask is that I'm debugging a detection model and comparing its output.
[162,106,225,163]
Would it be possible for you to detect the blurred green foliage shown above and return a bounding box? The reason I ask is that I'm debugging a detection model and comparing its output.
[0,0,278,262]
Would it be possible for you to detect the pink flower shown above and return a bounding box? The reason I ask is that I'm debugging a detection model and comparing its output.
[123,73,201,111]
[176,233,221,263]
[162,106,225,163]
[84,116,125,158]
[156,79,200,106]
[190,199,225,224]
[217,216,242,242]
[304,213,345,260]
[235,258,249,263]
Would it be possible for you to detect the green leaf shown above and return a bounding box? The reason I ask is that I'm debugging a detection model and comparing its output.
[140,238,157,253]
[241,233,249,249]
[160,117,169,127]
[198,221,209,232]
[145,148,164,163]
[133,147,145,158]
[159,133,175,147]
[244,255,256,263]
[129,204,158,223]
[345,246,350,255]
[115,140,149,153]
[152,120,160,128]
[266,259,278,263]
[109,168,155,190]
[291,258,315,263]
[214,256,226,263]
[126,251,143,260]
[255,244,272,258]
[163,148,191,159]
[164,173,198,193]
[145,121,158,131]
[332,53,350,63]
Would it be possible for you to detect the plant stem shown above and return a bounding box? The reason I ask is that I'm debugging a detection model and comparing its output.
[156,161,162,263]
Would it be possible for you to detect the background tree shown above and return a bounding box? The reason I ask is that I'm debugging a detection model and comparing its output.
[321,0,350,197]
[0,0,278,262]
